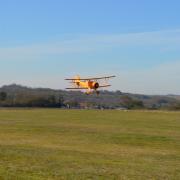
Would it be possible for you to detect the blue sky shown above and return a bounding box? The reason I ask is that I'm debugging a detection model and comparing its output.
[0,0,180,94]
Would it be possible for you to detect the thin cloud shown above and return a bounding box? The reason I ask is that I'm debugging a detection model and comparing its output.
[0,29,180,61]
[116,61,180,95]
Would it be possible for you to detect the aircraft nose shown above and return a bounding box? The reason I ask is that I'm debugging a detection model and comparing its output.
[94,83,99,89]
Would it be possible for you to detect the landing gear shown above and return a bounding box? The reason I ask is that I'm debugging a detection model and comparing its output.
[84,89,100,95]
[85,91,91,95]
[96,90,100,96]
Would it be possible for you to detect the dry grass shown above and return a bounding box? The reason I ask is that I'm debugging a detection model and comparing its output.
[0,109,179,179]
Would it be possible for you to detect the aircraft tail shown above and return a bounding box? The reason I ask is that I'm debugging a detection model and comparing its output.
[74,75,80,83]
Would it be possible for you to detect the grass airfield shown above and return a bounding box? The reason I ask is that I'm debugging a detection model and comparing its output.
[0,109,179,179]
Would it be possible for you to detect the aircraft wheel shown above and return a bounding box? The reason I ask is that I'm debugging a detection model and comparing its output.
[96,91,100,95]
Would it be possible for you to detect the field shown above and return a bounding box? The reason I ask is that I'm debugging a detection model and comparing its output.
[0,109,179,179]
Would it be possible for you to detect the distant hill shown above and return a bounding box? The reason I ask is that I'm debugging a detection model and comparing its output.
[0,84,180,110]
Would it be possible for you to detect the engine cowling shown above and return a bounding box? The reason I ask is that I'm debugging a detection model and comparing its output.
[94,82,99,89]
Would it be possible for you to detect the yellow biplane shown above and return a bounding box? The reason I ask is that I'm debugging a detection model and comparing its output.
[65,75,115,95]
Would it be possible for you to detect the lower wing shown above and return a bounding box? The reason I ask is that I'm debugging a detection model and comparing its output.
[99,85,111,88]
[66,85,111,89]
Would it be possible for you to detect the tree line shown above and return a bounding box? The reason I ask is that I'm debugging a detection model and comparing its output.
[0,84,180,110]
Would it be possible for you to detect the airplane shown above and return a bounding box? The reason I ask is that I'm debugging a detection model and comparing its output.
[65,75,115,95]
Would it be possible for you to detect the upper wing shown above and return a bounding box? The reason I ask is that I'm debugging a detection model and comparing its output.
[85,75,115,80]
[65,78,78,80]
[65,75,115,81]
[66,88,88,89]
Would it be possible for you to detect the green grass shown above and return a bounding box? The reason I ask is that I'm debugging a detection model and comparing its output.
[0,109,179,179]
